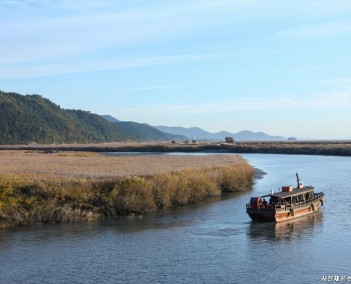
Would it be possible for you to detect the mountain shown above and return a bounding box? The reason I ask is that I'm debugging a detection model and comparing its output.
[154,126,285,141]
[100,116,186,141]
[152,126,213,140]
[101,115,186,141]
[0,90,285,145]
[0,91,138,144]
[0,91,187,145]
[234,130,284,141]
[101,115,120,123]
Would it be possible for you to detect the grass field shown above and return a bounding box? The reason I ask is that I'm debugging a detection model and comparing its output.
[1,150,249,178]
[0,151,255,228]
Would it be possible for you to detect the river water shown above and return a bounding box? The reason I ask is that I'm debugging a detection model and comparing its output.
[1,154,350,284]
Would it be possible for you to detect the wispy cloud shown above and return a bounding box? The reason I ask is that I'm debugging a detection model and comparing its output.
[275,20,351,38]
[0,46,278,78]
[2,0,350,77]
[0,0,258,78]
[117,92,351,116]
[0,0,251,63]
[0,50,238,78]
[324,77,351,89]
[113,84,182,93]
[312,92,351,107]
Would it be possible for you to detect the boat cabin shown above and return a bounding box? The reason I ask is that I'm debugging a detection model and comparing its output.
[256,186,315,209]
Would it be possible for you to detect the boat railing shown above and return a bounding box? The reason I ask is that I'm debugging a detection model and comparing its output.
[275,192,324,211]
[247,192,324,212]
[246,203,277,211]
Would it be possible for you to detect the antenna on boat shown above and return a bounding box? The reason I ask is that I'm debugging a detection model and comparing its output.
[296,172,301,188]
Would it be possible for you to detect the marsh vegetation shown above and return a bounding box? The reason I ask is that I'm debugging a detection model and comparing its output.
[2,140,351,156]
[0,151,254,228]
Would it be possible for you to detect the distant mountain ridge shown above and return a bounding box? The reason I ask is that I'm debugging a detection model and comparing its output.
[0,91,183,144]
[101,116,186,141]
[154,126,285,141]
[0,90,286,145]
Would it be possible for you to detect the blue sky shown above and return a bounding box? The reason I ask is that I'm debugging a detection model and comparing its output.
[1,0,351,139]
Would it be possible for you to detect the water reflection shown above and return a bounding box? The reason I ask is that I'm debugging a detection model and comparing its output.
[247,212,324,242]
[102,215,194,234]
[103,190,254,234]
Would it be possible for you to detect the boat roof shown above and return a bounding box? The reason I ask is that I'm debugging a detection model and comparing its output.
[265,186,315,199]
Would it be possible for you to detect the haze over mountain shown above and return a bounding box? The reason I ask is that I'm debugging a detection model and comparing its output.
[101,116,186,141]
[154,126,286,141]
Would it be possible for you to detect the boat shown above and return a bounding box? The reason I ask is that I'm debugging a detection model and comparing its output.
[246,173,324,222]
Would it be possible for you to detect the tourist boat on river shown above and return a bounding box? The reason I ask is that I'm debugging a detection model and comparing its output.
[246,173,324,222]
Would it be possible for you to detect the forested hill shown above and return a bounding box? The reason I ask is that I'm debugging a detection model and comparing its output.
[0,91,139,144]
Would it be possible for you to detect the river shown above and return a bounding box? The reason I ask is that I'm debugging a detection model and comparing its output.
[1,154,350,284]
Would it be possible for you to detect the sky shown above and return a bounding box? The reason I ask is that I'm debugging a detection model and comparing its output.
[1,0,351,139]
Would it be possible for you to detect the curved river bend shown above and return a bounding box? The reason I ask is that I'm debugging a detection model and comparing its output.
[1,154,350,284]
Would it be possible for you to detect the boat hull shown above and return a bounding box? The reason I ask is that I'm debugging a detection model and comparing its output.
[247,195,324,223]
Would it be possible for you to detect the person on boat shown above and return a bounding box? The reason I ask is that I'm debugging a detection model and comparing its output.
[262,199,268,208]
[268,199,273,209]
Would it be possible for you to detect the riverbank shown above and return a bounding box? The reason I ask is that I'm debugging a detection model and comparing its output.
[1,140,351,156]
[0,151,255,228]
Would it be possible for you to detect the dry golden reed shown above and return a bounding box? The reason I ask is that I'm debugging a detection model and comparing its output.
[0,151,255,228]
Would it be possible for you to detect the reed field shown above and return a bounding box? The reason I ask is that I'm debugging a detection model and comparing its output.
[0,151,255,228]
[2,140,351,156]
